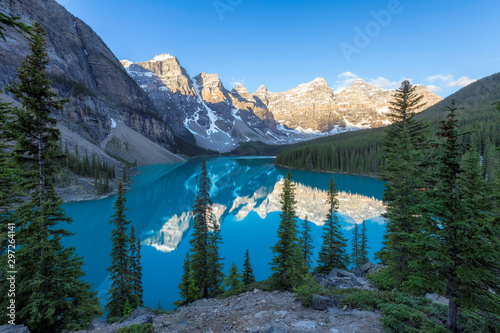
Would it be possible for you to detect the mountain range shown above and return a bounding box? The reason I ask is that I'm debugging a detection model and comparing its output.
[0,0,442,159]
[122,54,442,151]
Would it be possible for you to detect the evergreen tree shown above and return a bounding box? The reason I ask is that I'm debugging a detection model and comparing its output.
[223,262,243,294]
[175,251,199,306]
[375,80,430,290]
[0,102,20,216]
[269,170,306,290]
[419,103,500,332]
[242,249,256,285]
[300,215,314,269]
[0,23,100,331]
[351,223,360,267]
[0,12,31,41]
[207,219,224,297]
[122,166,128,183]
[316,178,349,273]
[359,221,369,265]
[106,181,132,318]
[129,225,143,309]
[189,159,224,299]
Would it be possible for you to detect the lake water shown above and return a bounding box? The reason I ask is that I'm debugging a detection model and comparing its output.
[63,157,386,310]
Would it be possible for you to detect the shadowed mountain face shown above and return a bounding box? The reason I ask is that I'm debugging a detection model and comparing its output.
[0,0,176,152]
[123,55,442,151]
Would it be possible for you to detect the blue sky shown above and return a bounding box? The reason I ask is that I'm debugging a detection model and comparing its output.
[56,0,500,97]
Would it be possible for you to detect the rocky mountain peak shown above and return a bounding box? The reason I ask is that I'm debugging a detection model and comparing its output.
[194,72,224,89]
[120,60,134,68]
[255,85,269,94]
[352,78,366,84]
[194,73,227,104]
[151,53,175,62]
[232,84,250,95]
[313,77,329,85]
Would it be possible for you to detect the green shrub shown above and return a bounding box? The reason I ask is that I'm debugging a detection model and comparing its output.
[328,289,394,311]
[151,308,172,315]
[380,294,450,333]
[116,323,155,333]
[294,274,325,307]
[106,316,123,324]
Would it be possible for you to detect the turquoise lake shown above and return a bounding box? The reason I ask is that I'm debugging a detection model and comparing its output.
[62,157,387,310]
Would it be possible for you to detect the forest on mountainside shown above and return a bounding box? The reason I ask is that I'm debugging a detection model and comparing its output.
[275,73,500,176]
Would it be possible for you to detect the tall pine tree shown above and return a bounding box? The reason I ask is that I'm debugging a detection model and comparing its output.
[300,215,314,269]
[207,218,224,297]
[106,181,132,318]
[351,223,360,267]
[129,225,143,309]
[418,103,500,332]
[359,221,369,265]
[270,170,306,290]
[375,80,430,290]
[316,178,349,273]
[223,262,243,294]
[0,22,100,331]
[242,249,256,285]
[189,159,224,299]
[175,251,199,306]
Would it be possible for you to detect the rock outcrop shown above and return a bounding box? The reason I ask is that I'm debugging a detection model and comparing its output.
[73,290,384,333]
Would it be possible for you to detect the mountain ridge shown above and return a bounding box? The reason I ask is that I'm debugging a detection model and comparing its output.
[123,53,442,151]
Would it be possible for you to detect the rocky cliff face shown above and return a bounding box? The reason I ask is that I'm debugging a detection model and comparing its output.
[0,0,176,152]
[253,78,345,132]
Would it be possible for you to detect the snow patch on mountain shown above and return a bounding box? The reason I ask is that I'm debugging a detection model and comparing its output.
[152,53,174,62]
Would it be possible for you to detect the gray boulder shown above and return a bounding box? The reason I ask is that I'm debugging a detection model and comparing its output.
[328,268,356,279]
[351,262,380,277]
[122,307,154,326]
[0,325,30,333]
[88,317,107,331]
[318,268,372,289]
[312,294,345,311]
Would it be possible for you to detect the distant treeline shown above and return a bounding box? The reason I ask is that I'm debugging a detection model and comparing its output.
[55,143,116,194]
[276,104,500,177]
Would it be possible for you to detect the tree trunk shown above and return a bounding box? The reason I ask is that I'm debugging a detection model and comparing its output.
[447,295,458,332]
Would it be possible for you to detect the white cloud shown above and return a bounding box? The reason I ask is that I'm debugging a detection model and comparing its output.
[334,72,359,93]
[427,85,442,93]
[333,73,412,92]
[230,77,246,87]
[428,74,453,83]
[446,76,476,88]
[338,71,358,78]
[426,73,476,92]
[367,77,401,89]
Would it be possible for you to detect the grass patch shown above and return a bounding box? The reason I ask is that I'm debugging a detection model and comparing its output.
[116,323,155,333]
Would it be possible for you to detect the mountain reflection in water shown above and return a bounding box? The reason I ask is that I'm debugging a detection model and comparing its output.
[63,157,386,309]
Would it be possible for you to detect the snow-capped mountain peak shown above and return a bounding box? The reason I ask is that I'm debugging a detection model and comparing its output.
[152,53,175,62]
